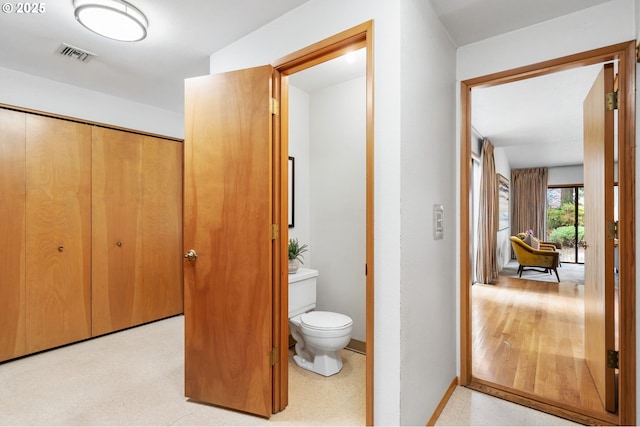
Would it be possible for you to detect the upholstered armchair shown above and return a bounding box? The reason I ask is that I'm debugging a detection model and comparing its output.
[509,236,560,282]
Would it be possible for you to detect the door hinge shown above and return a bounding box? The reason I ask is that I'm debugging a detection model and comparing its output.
[606,220,618,239]
[271,223,279,240]
[270,98,279,115]
[270,347,279,366]
[606,91,618,111]
[607,349,619,369]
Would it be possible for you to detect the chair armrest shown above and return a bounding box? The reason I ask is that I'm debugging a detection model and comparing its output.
[541,241,561,250]
[539,243,557,252]
[531,247,558,257]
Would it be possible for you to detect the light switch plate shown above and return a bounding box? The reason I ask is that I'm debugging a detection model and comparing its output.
[433,204,444,240]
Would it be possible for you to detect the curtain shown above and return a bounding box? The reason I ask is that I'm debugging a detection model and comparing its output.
[511,167,548,240]
[475,139,498,284]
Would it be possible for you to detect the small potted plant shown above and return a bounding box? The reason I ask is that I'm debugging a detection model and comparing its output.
[288,238,308,274]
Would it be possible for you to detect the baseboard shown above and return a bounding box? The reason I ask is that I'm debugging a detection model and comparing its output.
[288,336,366,355]
[426,377,458,426]
[346,338,366,354]
[467,378,618,426]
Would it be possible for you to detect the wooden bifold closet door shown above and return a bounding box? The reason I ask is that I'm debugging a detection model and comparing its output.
[0,109,27,361]
[25,114,92,354]
[0,107,183,362]
[92,127,183,336]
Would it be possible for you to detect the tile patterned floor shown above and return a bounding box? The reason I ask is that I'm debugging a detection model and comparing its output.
[0,315,365,426]
[435,386,580,426]
[0,315,583,426]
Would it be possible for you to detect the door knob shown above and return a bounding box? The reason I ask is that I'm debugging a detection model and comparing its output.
[184,249,198,262]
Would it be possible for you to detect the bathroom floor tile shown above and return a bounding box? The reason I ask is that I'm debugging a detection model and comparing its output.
[0,315,366,426]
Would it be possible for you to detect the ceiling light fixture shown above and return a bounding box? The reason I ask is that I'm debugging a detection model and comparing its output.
[74,0,148,42]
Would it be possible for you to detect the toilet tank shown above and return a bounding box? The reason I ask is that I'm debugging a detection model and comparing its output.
[288,268,318,318]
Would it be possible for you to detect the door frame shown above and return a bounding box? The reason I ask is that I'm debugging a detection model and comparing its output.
[459,41,636,425]
[271,20,375,425]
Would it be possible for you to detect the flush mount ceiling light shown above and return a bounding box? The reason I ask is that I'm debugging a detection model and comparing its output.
[74,0,148,42]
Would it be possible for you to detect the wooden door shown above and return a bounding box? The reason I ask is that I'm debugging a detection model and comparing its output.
[25,115,92,353]
[140,136,183,321]
[583,63,616,412]
[92,129,183,336]
[184,66,275,418]
[91,127,144,336]
[0,109,27,361]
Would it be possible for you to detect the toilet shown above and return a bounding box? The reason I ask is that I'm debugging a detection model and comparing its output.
[288,268,353,376]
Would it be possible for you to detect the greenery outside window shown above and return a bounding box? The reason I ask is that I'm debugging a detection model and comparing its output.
[546,186,584,264]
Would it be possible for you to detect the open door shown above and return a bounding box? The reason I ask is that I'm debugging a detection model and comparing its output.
[183,65,278,418]
[583,63,616,413]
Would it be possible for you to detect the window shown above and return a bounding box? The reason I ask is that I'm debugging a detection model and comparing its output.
[546,186,584,264]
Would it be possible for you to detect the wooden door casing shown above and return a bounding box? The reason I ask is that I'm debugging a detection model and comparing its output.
[460,41,636,425]
[0,108,27,360]
[583,63,616,412]
[25,115,92,353]
[184,66,274,418]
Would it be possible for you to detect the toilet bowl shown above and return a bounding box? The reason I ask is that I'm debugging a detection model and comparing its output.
[288,268,354,377]
[289,311,353,376]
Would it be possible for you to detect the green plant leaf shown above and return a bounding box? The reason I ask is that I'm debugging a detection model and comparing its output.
[288,238,308,263]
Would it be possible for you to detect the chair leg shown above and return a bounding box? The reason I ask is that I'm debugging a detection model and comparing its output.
[553,268,560,282]
[518,265,523,277]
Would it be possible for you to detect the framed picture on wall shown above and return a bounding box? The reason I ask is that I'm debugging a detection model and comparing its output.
[497,173,509,231]
[288,156,295,228]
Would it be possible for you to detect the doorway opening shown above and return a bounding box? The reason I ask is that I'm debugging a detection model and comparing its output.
[272,20,374,425]
[459,41,636,426]
[284,46,367,420]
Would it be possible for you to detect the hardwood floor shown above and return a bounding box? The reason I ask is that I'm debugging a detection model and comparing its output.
[472,266,617,423]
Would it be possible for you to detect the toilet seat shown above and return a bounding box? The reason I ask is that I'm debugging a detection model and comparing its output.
[300,311,353,331]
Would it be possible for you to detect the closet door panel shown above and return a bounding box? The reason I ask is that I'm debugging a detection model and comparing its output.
[25,115,91,353]
[140,136,183,322]
[91,127,143,336]
[0,109,27,361]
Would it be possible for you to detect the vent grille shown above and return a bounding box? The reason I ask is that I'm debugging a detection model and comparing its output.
[56,43,96,63]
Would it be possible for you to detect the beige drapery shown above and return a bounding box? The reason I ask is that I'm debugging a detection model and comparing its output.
[511,167,548,239]
[475,139,498,284]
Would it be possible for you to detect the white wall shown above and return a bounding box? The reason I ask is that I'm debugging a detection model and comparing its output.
[288,85,312,264]
[309,77,367,342]
[0,66,183,138]
[209,0,459,424]
[548,165,584,186]
[457,0,635,81]
[399,0,457,425]
[457,0,637,423]
[288,78,367,343]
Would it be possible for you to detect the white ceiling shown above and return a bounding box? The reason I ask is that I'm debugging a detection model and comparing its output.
[429,0,615,169]
[0,0,309,113]
[0,0,616,169]
[472,63,607,169]
[429,0,613,47]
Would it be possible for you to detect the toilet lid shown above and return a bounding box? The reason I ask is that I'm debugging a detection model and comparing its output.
[300,311,353,330]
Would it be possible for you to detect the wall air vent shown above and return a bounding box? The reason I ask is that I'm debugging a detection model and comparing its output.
[56,43,96,63]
